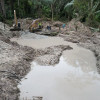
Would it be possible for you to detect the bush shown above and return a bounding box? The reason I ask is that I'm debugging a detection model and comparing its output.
[5,20,13,26]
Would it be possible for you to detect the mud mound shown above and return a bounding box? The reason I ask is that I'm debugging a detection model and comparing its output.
[34,45,72,66]
[0,39,36,99]
[0,22,11,38]
[53,21,63,27]
[66,19,92,35]
[0,22,21,38]
[18,18,32,30]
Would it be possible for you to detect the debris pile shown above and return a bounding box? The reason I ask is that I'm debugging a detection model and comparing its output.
[18,18,32,30]
[0,38,35,99]
[66,19,92,35]
[34,45,72,65]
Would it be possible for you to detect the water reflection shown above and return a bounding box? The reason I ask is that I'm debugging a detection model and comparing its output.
[19,57,100,100]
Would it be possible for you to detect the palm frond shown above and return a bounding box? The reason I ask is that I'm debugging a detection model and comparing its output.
[91,1,100,13]
[64,0,74,9]
[95,10,100,14]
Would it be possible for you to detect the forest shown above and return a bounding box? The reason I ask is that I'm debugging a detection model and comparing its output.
[0,0,100,27]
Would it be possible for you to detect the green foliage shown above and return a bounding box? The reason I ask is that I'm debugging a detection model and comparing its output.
[95,13,100,22]
[0,0,100,27]
[5,20,13,26]
[74,0,88,16]
[64,0,74,20]
[0,13,3,21]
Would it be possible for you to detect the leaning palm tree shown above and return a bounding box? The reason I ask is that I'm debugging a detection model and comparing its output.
[64,0,74,20]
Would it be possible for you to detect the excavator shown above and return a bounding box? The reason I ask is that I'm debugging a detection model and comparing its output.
[10,10,21,31]
[29,18,43,32]
[10,10,43,32]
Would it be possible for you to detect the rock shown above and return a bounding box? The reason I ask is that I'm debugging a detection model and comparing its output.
[35,54,59,66]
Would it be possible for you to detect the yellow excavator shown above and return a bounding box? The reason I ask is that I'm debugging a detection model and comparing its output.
[29,18,43,32]
[10,10,21,31]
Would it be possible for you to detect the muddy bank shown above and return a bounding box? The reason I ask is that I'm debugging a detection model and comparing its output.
[0,37,36,99]
[0,22,21,39]
[0,34,72,100]
[0,19,100,100]
[34,45,72,66]
[59,33,100,73]
[59,30,100,73]
[19,56,99,100]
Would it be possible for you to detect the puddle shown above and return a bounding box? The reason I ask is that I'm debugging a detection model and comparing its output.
[11,35,97,72]
[12,33,100,100]
[18,56,100,100]
[11,36,97,72]
[11,36,79,49]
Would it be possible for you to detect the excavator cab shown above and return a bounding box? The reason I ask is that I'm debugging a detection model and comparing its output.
[29,19,43,32]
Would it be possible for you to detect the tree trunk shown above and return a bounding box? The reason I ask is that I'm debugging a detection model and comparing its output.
[51,4,54,22]
[0,0,6,17]
[11,0,14,12]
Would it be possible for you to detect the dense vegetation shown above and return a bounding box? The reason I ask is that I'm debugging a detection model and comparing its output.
[0,0,100,27]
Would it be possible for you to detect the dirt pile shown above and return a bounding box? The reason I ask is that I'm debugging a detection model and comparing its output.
[0,22,22,39]
[16,19,63,36]
[34,45,72,65]
[37,21,63,36]
[40,19,92,36]
[0,22,11,38]
[53,21,63,27]
[66,19,91,35]
[59,20,100,73]
[0,38,36,99]
[18,18,32,30]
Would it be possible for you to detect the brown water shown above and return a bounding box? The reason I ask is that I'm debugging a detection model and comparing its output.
[11,34,100,100]
[11,36,96,72]
[18,57,100,100]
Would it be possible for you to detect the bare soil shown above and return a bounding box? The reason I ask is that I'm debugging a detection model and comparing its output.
[0,25,72,99]
[0,19,100,100]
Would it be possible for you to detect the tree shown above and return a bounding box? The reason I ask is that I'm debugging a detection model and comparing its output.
[0,0,6,17]
[42,0,56,21]
[64,0,74,20]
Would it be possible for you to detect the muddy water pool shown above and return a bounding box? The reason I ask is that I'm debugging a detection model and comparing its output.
[18,56,100,100]
[11,33,100,100]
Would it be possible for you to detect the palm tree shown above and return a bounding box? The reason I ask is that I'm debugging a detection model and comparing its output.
[64,0,74,20]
